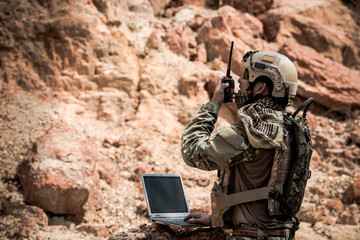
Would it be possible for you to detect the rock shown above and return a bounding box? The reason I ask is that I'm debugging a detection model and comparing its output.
[178,75,201,97]
[309,186,329,197]
[165,23,191,58]
[313,133,333,150]
[271,0,360,70]
[76,224,111,238]
[285,14,359,69]
[209,58,227,71]
[92,59,139,98]
[18,123,103,215]
[326,199,344,213]
[128,0,154,14]
[343,177,360,205]
[183,0,207,6]
[174,8,195,23]
[258,13,280,42]
[337,209,358,225]
[206,0,220,8]
[195,43,207,63]
[164,7,176,18]
[189,15,204,31]
[310,149,321,169]
[2,199,48,239]
[280,41,360,114]
[0,0,141,96]
[0,182,5,212]
[350,129,360,146]
[146,30,161,49]
[80,89,134,125]
[109,223,229,239]
[97,157,120,186]
[222,0,274,15]
[306,112,318,133]
[148,0,171,15]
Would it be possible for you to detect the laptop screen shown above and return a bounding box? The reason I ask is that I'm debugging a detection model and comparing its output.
[143,175,188,213]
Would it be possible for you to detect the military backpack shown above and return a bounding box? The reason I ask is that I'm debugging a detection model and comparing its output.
[211,98,314,239]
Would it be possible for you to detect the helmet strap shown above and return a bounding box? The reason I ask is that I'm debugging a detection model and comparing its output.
[284,84,290,99]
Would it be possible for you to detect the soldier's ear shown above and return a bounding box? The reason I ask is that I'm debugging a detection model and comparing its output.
[253,82,268,96]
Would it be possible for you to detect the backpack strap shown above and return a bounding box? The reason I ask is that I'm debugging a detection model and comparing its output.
[212,186,274,211]
[292,97,314,118]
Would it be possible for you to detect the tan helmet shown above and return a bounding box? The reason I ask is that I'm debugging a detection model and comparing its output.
[242,51,298,98]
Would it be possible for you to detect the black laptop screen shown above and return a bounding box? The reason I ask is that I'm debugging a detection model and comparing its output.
[143,176,188,213]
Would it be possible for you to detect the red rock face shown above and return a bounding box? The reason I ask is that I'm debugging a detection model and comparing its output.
[280,41,360,113]
[18,123,103,215]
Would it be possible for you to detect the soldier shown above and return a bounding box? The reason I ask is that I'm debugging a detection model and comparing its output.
[181,51,300,239]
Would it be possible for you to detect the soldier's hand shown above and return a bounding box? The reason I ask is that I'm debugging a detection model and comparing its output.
[211,77,229,107]
[183,212,211,226]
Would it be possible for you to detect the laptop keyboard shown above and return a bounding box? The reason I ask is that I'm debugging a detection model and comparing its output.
[154,218,203,226]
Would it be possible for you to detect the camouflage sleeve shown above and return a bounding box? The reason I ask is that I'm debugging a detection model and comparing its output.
[181,102,256,171]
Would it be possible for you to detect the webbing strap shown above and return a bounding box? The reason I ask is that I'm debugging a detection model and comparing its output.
[215,186,274,210]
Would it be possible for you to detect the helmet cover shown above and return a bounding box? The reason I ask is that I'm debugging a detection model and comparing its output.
[242,51,298,98]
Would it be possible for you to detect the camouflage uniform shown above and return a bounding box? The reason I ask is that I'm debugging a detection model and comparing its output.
[181,101,293,240]
[181,102,258,171]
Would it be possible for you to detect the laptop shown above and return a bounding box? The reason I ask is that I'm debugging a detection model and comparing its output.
[141,173,207,228]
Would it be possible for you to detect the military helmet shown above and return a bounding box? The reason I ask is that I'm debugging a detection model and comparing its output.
[242,51,298,98]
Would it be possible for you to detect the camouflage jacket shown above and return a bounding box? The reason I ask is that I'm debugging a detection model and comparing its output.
[181,102,258,171]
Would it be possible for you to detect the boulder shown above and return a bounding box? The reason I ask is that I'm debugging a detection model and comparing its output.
[18,123,103,215]
[280,41,360,113]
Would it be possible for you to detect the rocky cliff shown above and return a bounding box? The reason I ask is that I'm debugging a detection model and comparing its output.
[0,0,360,239]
